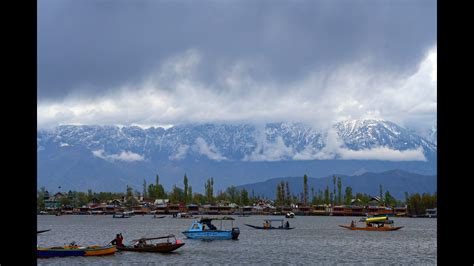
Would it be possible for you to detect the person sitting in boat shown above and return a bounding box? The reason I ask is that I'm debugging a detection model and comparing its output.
[111,234,124,247]
[350,221,355,228]
[135,239,146,248]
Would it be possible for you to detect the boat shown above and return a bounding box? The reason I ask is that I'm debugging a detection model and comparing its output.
[37,244,116,258]
[113,212,132,218]
[172,212,194,218]
[340,216,403,231]
[153,215,166,219]
[116,234,185,253]
[285,212,295,218]
[182,217,240,240]
[37,229,51,234]
[245,219,294,230]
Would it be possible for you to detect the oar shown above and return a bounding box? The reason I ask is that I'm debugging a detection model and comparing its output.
[37,229,51,234]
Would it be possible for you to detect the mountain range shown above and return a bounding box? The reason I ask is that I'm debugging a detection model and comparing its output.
[235,169,436,200]
[37,119,437,194]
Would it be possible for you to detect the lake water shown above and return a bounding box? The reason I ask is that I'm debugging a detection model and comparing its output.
[37,215,437,265]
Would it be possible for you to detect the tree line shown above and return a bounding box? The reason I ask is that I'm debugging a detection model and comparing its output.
[38,173,436,215]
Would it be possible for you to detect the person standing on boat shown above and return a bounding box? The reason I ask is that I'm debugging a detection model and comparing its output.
[285,221,290,229]
[111,233,124,247]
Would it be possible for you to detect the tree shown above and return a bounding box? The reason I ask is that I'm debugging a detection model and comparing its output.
[337,177,342,205]
[169,185,184,203]
[240,189,249,206]
[226,186,239,204]
[303,174,308,206]
[205,178,214,203]
[143,179,147,198]
[37,187,46,211]
[188,186,193,204]
[285,181,291,205]
[379,184,383,205]
[344,186,353,205]
[126,185,133,199]
[311,186,315,205]
[332,175,336,205]
[183,174,188,205]
[384,190,396,207]
[324,186,330,205]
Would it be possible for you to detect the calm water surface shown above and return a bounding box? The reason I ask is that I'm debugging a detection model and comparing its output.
[37,215,436,265]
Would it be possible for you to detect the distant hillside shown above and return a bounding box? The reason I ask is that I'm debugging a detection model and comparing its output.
[235,169,436,200]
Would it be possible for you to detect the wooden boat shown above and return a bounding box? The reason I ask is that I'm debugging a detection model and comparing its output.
[340,216,403,231]
[37,229,51,234]
[117,235,184,253]
[339,225,403,231]
[153,215,166,219]
[113,212,132,218]
[37,245,116,258]
[245,219,294,230]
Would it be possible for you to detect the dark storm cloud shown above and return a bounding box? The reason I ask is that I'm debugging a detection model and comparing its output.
[38,0,436,100]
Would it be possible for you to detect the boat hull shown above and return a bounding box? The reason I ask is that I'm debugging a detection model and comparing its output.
[117,243,184,253]
[339,225,403,231]
[37,245,116,258]
[244,224,294,230]
[182,230,234,240]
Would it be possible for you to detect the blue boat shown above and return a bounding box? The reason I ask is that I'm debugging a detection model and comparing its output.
[182,217,240,240]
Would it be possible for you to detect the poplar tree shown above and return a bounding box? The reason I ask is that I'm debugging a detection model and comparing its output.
[183,174,188,204]
[337,177,342,205]
[303,174,308,206]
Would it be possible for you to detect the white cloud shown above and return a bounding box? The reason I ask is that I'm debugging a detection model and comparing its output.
[37,45,436,134]
[169,145,189,160]
[194,137,227,161]
[338,147,426,161]
[244,136,294,162]
[92,149,145,162]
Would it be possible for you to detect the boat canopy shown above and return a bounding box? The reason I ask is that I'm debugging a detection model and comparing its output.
[131,234,176,242]
[199,216,234,222]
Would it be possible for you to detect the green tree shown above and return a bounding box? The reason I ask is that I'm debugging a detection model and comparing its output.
[126,185,133,199]
[303,174,308,206]
[384,190,396,207]
[188,186,193,204]
[143,179,147,198]
[324,186,330,205]
[344,186,353,205]
[285,181,291,205]
[240,189,249,206]
[205,178,214,203]
[183,174,189,204]
[332,175,336,205]
[337,177,342,205]
[226,186,239,204]
[169,185,184,203]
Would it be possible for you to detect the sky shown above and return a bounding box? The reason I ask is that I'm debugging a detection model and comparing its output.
[38,0,437,134]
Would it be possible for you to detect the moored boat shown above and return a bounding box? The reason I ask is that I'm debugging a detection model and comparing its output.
[37,244,116,258]
[113,211,132,218]
[245,219,294,230]
[182,217,240,240]
[116,234,184,253]
[285,212,295,218]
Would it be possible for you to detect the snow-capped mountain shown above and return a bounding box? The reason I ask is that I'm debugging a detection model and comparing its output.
[37,120,437,192]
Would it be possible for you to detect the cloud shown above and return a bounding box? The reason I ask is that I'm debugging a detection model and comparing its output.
[194,137,227,161]
[338,147,426,161]
[92,149,145,162]
[250,127,427,162]
[169,145,189,160]
[37,45,436,134]
[244,136,294,162]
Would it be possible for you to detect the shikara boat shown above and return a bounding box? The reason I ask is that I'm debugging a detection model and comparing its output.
[245,219,294,230]
[37,229,51,234]
[153,215,166,219]
[339,225,403,231]
[113,211,132,218]
[117,234,185,253]
[340,216,403,231]
[182,217,240,240]
[37,245,116,258]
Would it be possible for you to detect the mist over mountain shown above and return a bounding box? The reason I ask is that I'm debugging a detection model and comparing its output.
[37,120,436,193]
